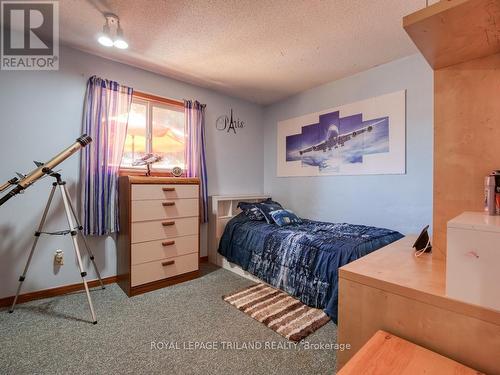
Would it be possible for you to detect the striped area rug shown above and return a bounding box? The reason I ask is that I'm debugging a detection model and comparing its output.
[223,283,330,342]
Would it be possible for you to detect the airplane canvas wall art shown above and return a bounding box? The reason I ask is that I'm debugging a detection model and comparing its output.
[277,91,406,177]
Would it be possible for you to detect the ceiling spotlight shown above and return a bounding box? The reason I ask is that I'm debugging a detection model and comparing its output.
[97,19,113,47]
[113,23,128,49]
[97,14,128,50]
[98,35,114,47]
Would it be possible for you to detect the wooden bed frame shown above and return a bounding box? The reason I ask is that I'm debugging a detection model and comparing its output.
[207,194,270,282]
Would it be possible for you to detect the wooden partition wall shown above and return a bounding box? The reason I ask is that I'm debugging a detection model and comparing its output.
[404,0,500,259]
[336,4,500,372]
[434,54,500,258]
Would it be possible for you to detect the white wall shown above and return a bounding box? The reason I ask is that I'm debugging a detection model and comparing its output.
[263,54,433,235]
[0,46,264,298]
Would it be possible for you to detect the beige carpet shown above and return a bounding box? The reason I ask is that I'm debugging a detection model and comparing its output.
[223,283,330,342]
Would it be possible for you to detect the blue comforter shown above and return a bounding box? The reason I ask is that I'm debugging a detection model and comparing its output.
[218,213,404,323]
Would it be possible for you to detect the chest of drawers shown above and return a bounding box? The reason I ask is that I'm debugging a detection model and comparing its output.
[117,176,200,296]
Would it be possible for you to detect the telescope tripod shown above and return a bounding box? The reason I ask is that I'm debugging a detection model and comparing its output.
[9,172,104,324]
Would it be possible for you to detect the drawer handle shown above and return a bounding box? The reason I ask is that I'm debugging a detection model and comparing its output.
[162,187,176,192]
[162,221,175,226]
[161,260,175,266]
[162,240,175,246]
[162,201,176,206]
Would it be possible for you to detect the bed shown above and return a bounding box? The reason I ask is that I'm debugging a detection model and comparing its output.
[218,213,404,323]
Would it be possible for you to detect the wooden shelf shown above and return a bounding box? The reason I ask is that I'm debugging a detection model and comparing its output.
[339,236,500,324]
[337,236,500,374]
[338,330,479,375]
[403,0,500,69]
[340,237,445,297]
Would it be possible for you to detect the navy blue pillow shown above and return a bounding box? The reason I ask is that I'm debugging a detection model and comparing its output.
[237,201,265,221]
[255,199,284,224]
[270,209,302,226]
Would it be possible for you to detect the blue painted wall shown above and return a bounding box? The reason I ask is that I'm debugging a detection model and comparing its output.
[0,46,264,298]
[0,48,432,299]
[263,54,433,235]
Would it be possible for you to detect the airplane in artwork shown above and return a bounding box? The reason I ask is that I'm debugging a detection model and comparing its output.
[298,118,386,155]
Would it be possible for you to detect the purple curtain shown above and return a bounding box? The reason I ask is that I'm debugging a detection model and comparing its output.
[184,100,208,223]
[81,76,133,235]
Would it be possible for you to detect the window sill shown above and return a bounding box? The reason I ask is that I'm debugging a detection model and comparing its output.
[119,169,186,178]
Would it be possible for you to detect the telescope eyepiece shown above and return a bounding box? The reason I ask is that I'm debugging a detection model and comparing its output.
[0,185,23,207]
[77,134,92,147]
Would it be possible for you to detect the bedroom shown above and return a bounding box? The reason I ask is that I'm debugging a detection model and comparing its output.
[0,0,499,374]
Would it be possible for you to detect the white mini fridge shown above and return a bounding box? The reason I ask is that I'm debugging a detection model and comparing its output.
[447,211,500,311]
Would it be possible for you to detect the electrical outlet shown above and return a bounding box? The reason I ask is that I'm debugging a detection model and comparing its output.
[54,250,64,265]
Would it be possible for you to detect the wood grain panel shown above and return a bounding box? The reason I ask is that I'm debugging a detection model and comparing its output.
[338,236,500,373]
[339,237,445,296]
[434,53,500,259]
[337,279,500,374]
[339,235,500,324]
[403,0,500,69]
[338,330,481,375]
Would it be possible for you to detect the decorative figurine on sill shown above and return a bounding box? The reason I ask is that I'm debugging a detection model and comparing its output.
[132,154,162,176]
[172,166,183,177]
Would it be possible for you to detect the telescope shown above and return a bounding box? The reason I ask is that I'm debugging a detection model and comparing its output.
[3,133,103,324]
[0,134,92,207]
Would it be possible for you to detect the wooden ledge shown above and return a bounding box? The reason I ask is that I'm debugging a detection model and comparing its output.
[339,236,500,326]
[403,0,500,69]
[338,330,481,374]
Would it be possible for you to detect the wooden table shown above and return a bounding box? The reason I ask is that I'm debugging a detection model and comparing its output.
[337,236,500,375]
[338,330,482,375]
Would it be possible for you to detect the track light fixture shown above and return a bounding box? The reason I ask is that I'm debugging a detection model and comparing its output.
[113,23,128,49]
[97,13,128,49]
[97,19,113,47]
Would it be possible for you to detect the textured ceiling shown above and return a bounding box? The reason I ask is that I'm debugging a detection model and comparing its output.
[60,0,432,104]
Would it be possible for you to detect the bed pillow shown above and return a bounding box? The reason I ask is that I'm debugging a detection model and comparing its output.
[255,199,284,224]
[270,209,302,226]
[237,202,265,221]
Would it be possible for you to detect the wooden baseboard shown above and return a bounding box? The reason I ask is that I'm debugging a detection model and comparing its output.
[129,270,200,296]
[0,276,118,308]
[2,259,208,307]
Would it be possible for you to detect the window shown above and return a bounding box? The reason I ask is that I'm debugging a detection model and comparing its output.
[121,92,185,172]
